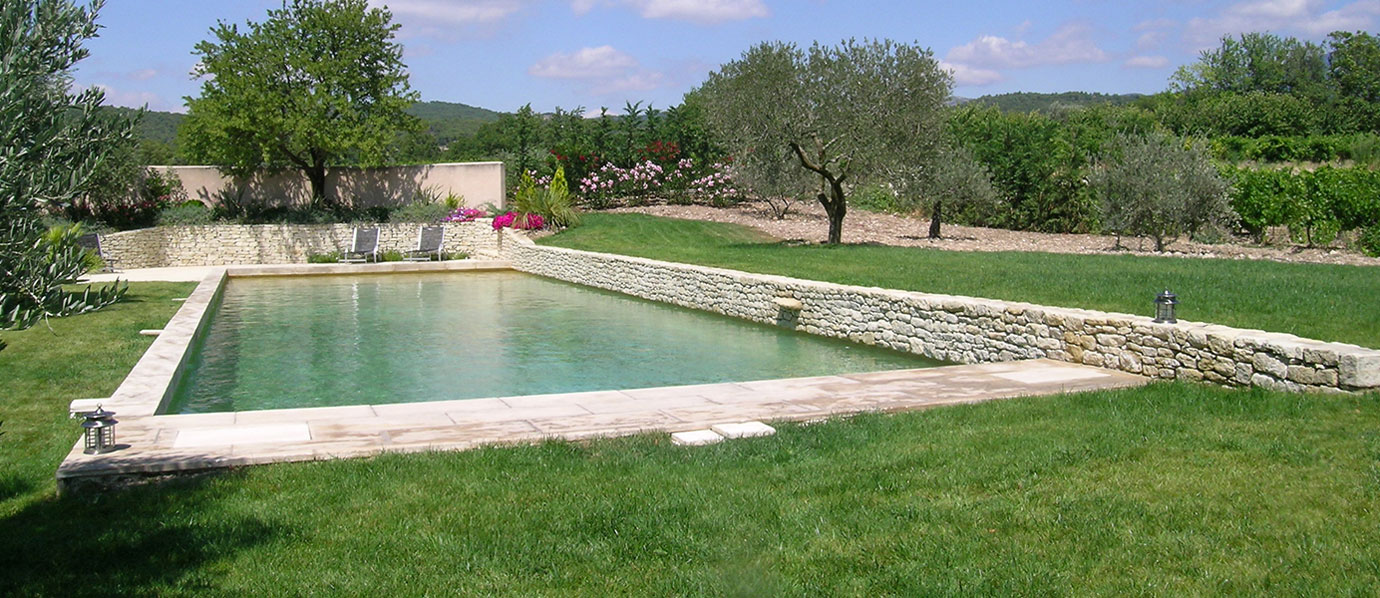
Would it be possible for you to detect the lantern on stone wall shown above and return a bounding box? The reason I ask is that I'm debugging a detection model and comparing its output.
[1153,290,1178,324]
[82,406,118,454]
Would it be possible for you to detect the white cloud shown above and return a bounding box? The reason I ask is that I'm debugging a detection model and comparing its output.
[1124,55,1170,69]
[129,68,158,81]
[1133,18,1176,51]
[93,84,178,112]
[1136,31,1166,50]
[1134,18,1177,32]
[529,45,668,97]
[1185,0,1380,46]
[372,0,527,25]
[942,22,1108,86]
[571,0,767,24]
[529,45,639,79]
[946,22,1109,70]
[938,60,1003,86]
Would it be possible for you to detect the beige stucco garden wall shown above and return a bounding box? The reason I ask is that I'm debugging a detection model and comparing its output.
[500,232,1380,394]
[153,162,505,210]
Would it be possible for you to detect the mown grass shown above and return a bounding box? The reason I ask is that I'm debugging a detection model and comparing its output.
[0,282,194,516]
[540,213,1380,349]
[0,282,1378,594]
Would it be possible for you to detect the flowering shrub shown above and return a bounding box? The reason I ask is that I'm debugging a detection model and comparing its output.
[638,140,681,169]
[491,211,544,230]
[577,157,739,208]
[546,147,601,188]
[684,162,739,207]
[442,207,486,222]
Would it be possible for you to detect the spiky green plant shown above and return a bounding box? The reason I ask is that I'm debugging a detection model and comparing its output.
[512,166,580,229]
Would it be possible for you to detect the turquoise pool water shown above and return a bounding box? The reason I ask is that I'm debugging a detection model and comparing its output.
[167,271,944,413]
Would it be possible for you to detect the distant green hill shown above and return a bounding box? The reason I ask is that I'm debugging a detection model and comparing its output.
[405,100,503,143]
[101,106,185,145]
[968,91,1145,113]
[109,100,502,148]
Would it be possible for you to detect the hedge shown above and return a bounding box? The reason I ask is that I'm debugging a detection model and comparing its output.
[1223,166,1380,253]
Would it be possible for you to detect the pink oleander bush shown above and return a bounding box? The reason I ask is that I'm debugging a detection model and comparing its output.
[442,207,486,222]
[577,157,739,208]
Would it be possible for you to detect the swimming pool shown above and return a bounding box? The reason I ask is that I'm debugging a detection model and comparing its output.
[167,271,945,413]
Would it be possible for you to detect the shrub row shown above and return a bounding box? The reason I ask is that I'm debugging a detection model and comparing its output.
[1223,166,1380,253]
[1210,134,1380,164]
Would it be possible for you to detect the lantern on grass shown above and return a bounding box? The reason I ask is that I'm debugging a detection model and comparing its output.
[1153,290,1178,324]
[82,406,118,454]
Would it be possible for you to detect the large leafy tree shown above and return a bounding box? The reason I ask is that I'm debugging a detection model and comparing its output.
[1,0,131,330]
[698,39,951,244]
[1327,30,1380,132]
[1171,32,1329,98]
[181,0,419,208]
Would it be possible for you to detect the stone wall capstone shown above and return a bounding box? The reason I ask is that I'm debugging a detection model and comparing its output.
[101,222,499,268]
[500,233,1380,394]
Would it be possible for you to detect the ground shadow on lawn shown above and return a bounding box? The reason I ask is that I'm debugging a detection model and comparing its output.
[0,473,34,504]
[0,473,283,596]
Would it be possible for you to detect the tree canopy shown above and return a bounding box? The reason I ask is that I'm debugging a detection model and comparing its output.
[1171,32,1329,99]
[181,0,419,207]
[1,0,131,329]
[698,39,952,244]
[1090,132,1233,252]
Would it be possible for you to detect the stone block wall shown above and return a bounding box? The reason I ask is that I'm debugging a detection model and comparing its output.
[503,236,1380,394]
[101,222,500,268]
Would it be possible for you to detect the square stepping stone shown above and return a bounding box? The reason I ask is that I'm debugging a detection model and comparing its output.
[671,429,723,446]
[711,421,776,439]
[173,423,311,448]
[992,368,1110,384]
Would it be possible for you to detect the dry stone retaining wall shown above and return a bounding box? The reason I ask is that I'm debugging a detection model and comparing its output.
[503,235,1379,394]
[101,222,499,268]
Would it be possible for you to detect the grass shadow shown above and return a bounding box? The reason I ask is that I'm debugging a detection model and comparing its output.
[0,473,33,503]
[0,473,284,596]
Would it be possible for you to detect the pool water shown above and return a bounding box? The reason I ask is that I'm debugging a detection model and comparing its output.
[167,271,944,413]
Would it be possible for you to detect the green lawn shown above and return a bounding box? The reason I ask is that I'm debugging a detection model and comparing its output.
[0,265,1377,593]
[0,282,193,516]
[540,213,1380,349]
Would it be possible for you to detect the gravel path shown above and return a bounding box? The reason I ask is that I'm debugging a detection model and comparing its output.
[611,200,1380,267]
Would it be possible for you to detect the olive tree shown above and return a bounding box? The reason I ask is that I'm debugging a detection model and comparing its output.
[698,39,951,244]
[182,0,419,208]
[1090,132,1235,252]
[1,0,132,330]
[894,141,999,239]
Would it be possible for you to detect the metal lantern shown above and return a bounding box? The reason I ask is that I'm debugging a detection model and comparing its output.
[1153,290,1178,324]
[82,405,118,454]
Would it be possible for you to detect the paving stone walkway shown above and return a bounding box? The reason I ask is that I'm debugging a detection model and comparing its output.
[58,359,1147,488]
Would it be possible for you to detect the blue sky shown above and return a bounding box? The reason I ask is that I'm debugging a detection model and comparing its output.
[75,0,1380,114]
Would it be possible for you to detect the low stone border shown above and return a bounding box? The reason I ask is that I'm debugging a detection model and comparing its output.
[500,232,1380,393]
[101,221,500,269]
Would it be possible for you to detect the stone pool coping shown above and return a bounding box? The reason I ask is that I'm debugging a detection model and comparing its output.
[57,259,1150,491]
[58,359,1147,490]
